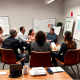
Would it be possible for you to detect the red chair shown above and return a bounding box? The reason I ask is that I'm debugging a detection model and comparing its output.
[30,51,51,67]
[55,49,80,78]
[0,48,25,69]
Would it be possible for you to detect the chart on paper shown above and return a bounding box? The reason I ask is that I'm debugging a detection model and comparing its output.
[63,18,74,35]
[73,20,80,41]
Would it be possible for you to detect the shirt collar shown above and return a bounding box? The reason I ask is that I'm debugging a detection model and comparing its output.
[50,33,54,35]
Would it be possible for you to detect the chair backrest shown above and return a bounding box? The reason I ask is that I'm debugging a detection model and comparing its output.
[0,48,16,64]
[64,49,80,66]
[30,51,51,67]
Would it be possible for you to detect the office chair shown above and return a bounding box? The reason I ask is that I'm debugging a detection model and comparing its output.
[0,48,25,70]
[30,51,51,67]
[55,49,80,78]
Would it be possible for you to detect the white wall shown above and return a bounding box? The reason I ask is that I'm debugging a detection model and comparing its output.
[0,0,63,35]
[63,0,80,49]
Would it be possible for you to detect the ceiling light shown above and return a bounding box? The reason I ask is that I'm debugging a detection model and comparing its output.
[47,0,55,4]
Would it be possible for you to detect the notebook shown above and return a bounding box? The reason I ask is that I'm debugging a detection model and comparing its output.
[30,67,47,76]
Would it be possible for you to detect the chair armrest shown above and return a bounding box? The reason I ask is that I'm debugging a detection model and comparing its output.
[55,58,64,65]
[16,57,26,64]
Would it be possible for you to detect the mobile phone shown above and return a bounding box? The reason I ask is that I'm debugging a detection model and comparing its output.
[46,68,53,74]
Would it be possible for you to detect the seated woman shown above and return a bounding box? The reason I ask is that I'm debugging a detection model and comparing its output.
[0,27,4,48]
[28,29,36,43]
[31,30,52,53]
[52,31,77,66]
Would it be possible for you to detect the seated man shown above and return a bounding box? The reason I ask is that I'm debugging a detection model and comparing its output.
[17,26,31,55]
[2,29,25,67]
[46,28,57,44]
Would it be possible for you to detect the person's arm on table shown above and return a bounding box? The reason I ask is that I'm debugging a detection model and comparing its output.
[46,40,52,42]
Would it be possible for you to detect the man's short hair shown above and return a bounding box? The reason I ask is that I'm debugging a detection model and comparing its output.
[10,29,16,36]
[50,28,54,32]
[20,26,24,31]
[0,27,2,31]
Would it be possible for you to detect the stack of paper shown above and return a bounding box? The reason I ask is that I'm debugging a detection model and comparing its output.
[29,67,47,76]
[51,42,56,49]
[0,72,7,75]
[50,67,64,73]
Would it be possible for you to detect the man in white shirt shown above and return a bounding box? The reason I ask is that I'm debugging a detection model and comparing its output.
[17,26,31,55]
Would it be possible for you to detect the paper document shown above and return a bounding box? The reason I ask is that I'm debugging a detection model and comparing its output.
[32,67,46,73]
[53,26,61,35]
[50,67,64,73]
[0,72,7,75]
[51,42,56,49]
[29,67,46,76]
[30,70,46,76]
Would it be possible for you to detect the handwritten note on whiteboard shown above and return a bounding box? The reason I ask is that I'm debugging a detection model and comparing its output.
[0,17,10,36]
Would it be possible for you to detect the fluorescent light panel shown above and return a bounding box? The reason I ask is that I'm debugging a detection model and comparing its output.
[47,0,55,4]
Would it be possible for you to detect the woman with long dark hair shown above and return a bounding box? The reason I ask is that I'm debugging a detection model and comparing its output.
[31,31,52,52]
[28,29,36,43]
[52,31,77,66]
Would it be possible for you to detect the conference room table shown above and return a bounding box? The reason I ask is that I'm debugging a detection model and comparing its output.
[0,68,72,80]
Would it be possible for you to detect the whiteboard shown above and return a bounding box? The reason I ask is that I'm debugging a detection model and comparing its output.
[63,17,74,35]
[73,19,80,41]
[0,16,10,35]
[33,18,56,33]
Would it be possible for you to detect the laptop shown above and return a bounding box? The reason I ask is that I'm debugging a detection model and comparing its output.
[10,64,22,74]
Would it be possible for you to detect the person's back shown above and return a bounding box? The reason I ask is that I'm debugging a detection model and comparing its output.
[57,41,77,58]
[31,41,52,52]
[3,36,23,55]
[52,31,77,66]
[31,31,52,53]
[2,29,25,67]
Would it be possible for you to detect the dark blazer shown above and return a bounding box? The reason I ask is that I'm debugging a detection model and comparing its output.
[2,36,24,55]
[46,33,57,43]
[57,41,77,59]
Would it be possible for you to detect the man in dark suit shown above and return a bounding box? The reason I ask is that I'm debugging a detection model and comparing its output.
[2,29,25,67]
